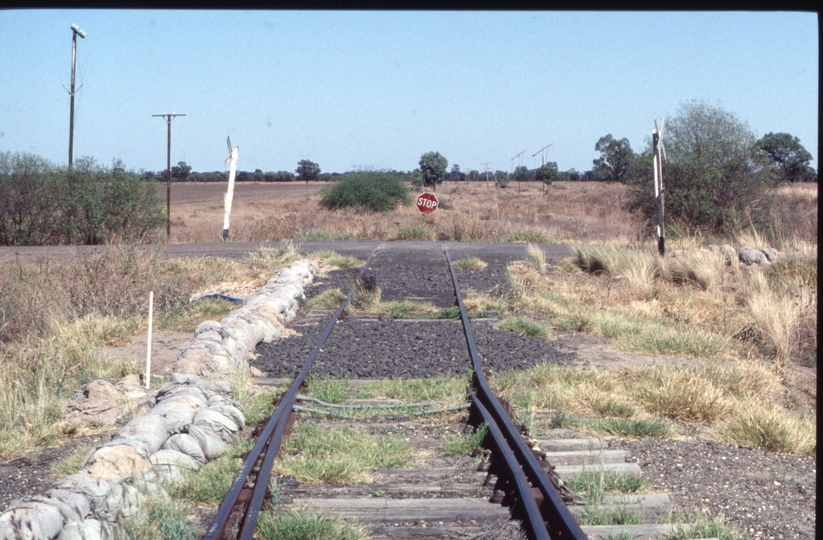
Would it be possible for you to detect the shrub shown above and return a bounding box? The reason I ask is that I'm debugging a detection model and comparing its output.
[0,152,164,245]
[319,171,410,212]
[625,100,778,235]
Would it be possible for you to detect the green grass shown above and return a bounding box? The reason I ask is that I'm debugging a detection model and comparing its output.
[258,511,364,540]
[305,289,346,309]
[565,472,648,494]
[168,440,254,504]
[276,424,414,484]
[586,417,675,438]
[306,377,352,405]
[240,388,281,427]
[122,495,198,540]
[497,316,551,339]
[452,257,488,270]
[580,506,642,526]
[442,423,488,456]
[661,515,750,540]
[360,375,469,402]
[50,446,90,478]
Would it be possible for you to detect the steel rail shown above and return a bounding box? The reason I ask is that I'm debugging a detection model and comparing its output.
[444,244,587,540]
[469,394,550,540]
[203,245,382,540]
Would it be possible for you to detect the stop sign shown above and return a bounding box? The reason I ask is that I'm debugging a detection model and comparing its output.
[416,192,439,214]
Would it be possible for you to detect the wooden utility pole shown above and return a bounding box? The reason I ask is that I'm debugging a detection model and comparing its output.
[481,162,493,190]
[65,24,86,168]
[532,143,553,195]
[152,113,186,238]
[510,150,526,193]
[652,119,666,256]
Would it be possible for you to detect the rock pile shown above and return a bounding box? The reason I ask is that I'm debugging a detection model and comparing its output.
[0,259,318,540]
[701,244,804,268]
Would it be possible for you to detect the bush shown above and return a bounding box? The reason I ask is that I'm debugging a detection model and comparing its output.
[0,152,165,245]
[625,100,777,235]
[319,171,410,212]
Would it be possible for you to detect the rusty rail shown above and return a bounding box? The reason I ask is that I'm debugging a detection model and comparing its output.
[445,244,587,540]
[205,243,586,540]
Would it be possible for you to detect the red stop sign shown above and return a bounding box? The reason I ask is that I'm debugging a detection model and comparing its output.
[416,192,439,214]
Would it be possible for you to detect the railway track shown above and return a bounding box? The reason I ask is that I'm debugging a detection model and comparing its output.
[202,245,693,540]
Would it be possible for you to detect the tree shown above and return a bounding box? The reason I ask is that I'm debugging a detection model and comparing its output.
[626,100,777,234]
[754,132,817,183]
[171,161,191,181]
[410,169,424,189]
[535,162,559,186]
[418,152,448,189]
[592,135,637,183]
[296,159,321,183]
[512,166,531,182]
[448,164,466,182]
[254,169,264,182]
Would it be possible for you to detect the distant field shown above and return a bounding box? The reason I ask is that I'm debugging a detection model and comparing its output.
[168,181,645,244]
[170,182,320,206]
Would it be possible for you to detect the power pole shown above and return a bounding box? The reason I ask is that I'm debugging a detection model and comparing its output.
[65,24,86,169]
[152,112,186,239]
[510,149,526,193]
[481,162,493,190]
[532,143,553,195]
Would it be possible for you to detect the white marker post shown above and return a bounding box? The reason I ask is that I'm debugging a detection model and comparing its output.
[145,291,153,389]
[652,118,666,256]
[222,136,239,241]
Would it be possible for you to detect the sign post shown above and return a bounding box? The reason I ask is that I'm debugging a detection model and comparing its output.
[416,192,439,214]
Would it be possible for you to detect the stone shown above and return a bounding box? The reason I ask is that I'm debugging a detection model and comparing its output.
[738,246,768,266]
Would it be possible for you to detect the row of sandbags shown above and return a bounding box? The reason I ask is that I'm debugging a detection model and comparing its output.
[0,259,318,540]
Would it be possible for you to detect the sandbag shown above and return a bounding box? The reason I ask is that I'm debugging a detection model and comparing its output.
[149,395,201,424]
[54,474,115,516]
[187,424,229,461]
[163,434,206,464]
[116,415,168,454]
[150,449,201,471]
[46,490,91,523]
[82,444,152,484]
[194,409,241,437]
[0,500,64,540]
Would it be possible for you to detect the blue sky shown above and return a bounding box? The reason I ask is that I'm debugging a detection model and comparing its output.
[0,10,818,175]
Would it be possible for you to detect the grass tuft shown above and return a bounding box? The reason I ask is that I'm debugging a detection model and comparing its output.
[258,510,365,540]
[442,423,488,456]
[452,257,488,270]
[712,402,815,455]
[497,316,551,339]
[276,424,414,484]
[586,417,675,438]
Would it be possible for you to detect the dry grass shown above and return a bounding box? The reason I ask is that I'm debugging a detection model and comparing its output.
[167,181,645,244]
[493,360,813,455]
[0,243,310,459]
[168,181,816,248]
